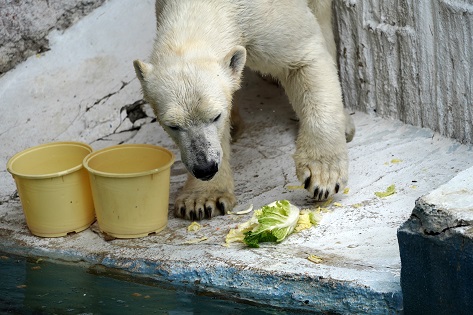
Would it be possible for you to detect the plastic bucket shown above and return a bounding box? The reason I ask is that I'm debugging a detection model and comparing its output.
[6,142,95,237]
[83,144,175,238]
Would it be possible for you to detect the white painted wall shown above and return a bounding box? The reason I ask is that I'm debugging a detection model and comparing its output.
[333,0,473,144]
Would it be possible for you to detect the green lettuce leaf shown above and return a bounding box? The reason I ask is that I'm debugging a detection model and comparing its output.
[374,184,396,198]
[243,200,300,248]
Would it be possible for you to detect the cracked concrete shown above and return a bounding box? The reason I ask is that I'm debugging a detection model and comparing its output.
[0,0,473,313]
[411,168,473,235]
[398,168,473,314]
[0,0,106,74]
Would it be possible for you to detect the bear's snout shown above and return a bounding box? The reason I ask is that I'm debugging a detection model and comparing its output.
[192,161,219,181]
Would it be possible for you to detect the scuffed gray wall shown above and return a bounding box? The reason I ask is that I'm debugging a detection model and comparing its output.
[334,0,473,144]
[0,0,105,75]
[1,0,472,143]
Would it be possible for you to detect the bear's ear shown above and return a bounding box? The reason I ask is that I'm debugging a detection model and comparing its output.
[223,46,246,81]
[133,60,154,82]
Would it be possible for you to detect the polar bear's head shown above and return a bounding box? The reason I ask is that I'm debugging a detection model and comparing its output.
[133,46,246,181]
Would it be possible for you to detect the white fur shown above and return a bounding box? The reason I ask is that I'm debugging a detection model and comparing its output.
[134,0,353,220]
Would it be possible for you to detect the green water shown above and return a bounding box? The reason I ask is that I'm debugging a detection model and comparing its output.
[0,253,298,315]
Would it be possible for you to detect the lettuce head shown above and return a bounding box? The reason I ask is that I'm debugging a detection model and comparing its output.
[243,200,300,248]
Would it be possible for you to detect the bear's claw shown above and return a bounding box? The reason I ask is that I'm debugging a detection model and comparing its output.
[310,185,337,201]
[174,192,236,220]
[296,153,348,202]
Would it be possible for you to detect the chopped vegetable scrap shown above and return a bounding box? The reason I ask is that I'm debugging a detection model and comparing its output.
[307,255,323,264]
[384,158,403,165]
[235,204,254,215]
[182,237,208,245]
[187,221,202,232]
[374,184,396,198]
[343,187,350,194]
[294,211,312,232]
[225,216,259,244]
[227,204,254,215]
[225,200,323,248]
[286,185,304,190]
[309,210,323,225]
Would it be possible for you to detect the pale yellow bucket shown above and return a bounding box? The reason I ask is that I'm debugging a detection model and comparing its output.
[6,142,95,237]
[83,144,175,238]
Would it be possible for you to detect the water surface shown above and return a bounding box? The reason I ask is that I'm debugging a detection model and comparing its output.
[0,253,299,315]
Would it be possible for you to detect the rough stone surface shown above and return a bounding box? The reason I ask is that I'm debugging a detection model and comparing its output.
[333,0,473,144]
[0,0,106,75]
[3,0,472,143]
[0,0,473,313]
[398,167,473,315]
[412,168,473,235]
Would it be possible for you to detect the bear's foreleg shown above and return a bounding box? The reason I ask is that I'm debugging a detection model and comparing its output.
[280,51,349,201]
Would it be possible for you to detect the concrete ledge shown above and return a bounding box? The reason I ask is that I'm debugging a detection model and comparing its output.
[1,0,473,313]
[0,230,402,314]
[398,167,473,315]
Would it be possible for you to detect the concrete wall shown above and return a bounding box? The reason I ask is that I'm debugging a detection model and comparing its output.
[333,0,473,144]
[0,0,105,75]
[2,0,472,143]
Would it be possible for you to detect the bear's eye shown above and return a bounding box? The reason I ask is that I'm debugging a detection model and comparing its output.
[212,114,221,123]
[167,125,181,131]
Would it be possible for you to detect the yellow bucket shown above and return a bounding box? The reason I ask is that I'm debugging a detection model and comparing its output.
[6,142,95,237]
[83,144,175,238]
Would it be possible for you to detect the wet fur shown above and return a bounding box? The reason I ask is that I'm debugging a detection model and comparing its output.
[134,0,354,220]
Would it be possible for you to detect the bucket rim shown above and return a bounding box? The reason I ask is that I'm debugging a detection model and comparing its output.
[83,144,175,178]
[6,141,93,179]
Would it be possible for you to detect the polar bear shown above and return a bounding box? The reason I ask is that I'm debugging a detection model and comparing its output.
[134,0,354,220]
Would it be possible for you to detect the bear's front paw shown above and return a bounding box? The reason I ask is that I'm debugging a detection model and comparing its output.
[174,190,236,220]
[295,151,348,201]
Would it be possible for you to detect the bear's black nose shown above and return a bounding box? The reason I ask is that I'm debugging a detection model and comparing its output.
[192,162,219,181]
